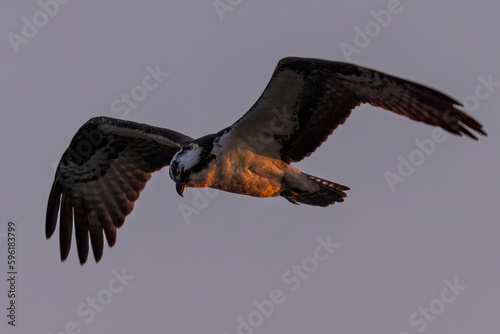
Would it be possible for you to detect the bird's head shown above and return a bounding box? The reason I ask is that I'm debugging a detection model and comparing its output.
[169,143,214,196]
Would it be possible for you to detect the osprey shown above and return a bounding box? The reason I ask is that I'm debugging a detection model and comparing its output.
[46,57,487,264]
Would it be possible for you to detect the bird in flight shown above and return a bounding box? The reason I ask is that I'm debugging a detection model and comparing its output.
[46,57,487,264]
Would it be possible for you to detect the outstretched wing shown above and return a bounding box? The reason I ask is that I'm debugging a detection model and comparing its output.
[228,57,487,163]
[46,116,193,264]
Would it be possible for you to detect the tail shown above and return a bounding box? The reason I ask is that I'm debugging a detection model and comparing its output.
[281,172,350,207]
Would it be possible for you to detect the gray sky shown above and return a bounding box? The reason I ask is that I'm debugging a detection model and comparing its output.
[1,0,499,333]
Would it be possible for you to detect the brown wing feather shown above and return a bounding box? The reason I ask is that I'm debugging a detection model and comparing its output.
[228,57,486,163]
[46,116,193,264]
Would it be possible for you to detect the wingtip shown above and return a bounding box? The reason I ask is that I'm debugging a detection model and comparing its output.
[90,226,104,264]
[78,250,89,265]
[46,226,55,240]
[478,128,488,137]
[46,180,62,239]
[60,252,69,263]
[460,123,487,141]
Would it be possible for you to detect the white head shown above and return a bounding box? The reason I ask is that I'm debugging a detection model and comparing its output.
[169,143,204,196]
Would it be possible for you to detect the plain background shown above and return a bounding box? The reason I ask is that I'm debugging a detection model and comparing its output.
[1,0,499,333]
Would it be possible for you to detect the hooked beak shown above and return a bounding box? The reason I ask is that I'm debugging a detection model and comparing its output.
[176,182,186,197]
